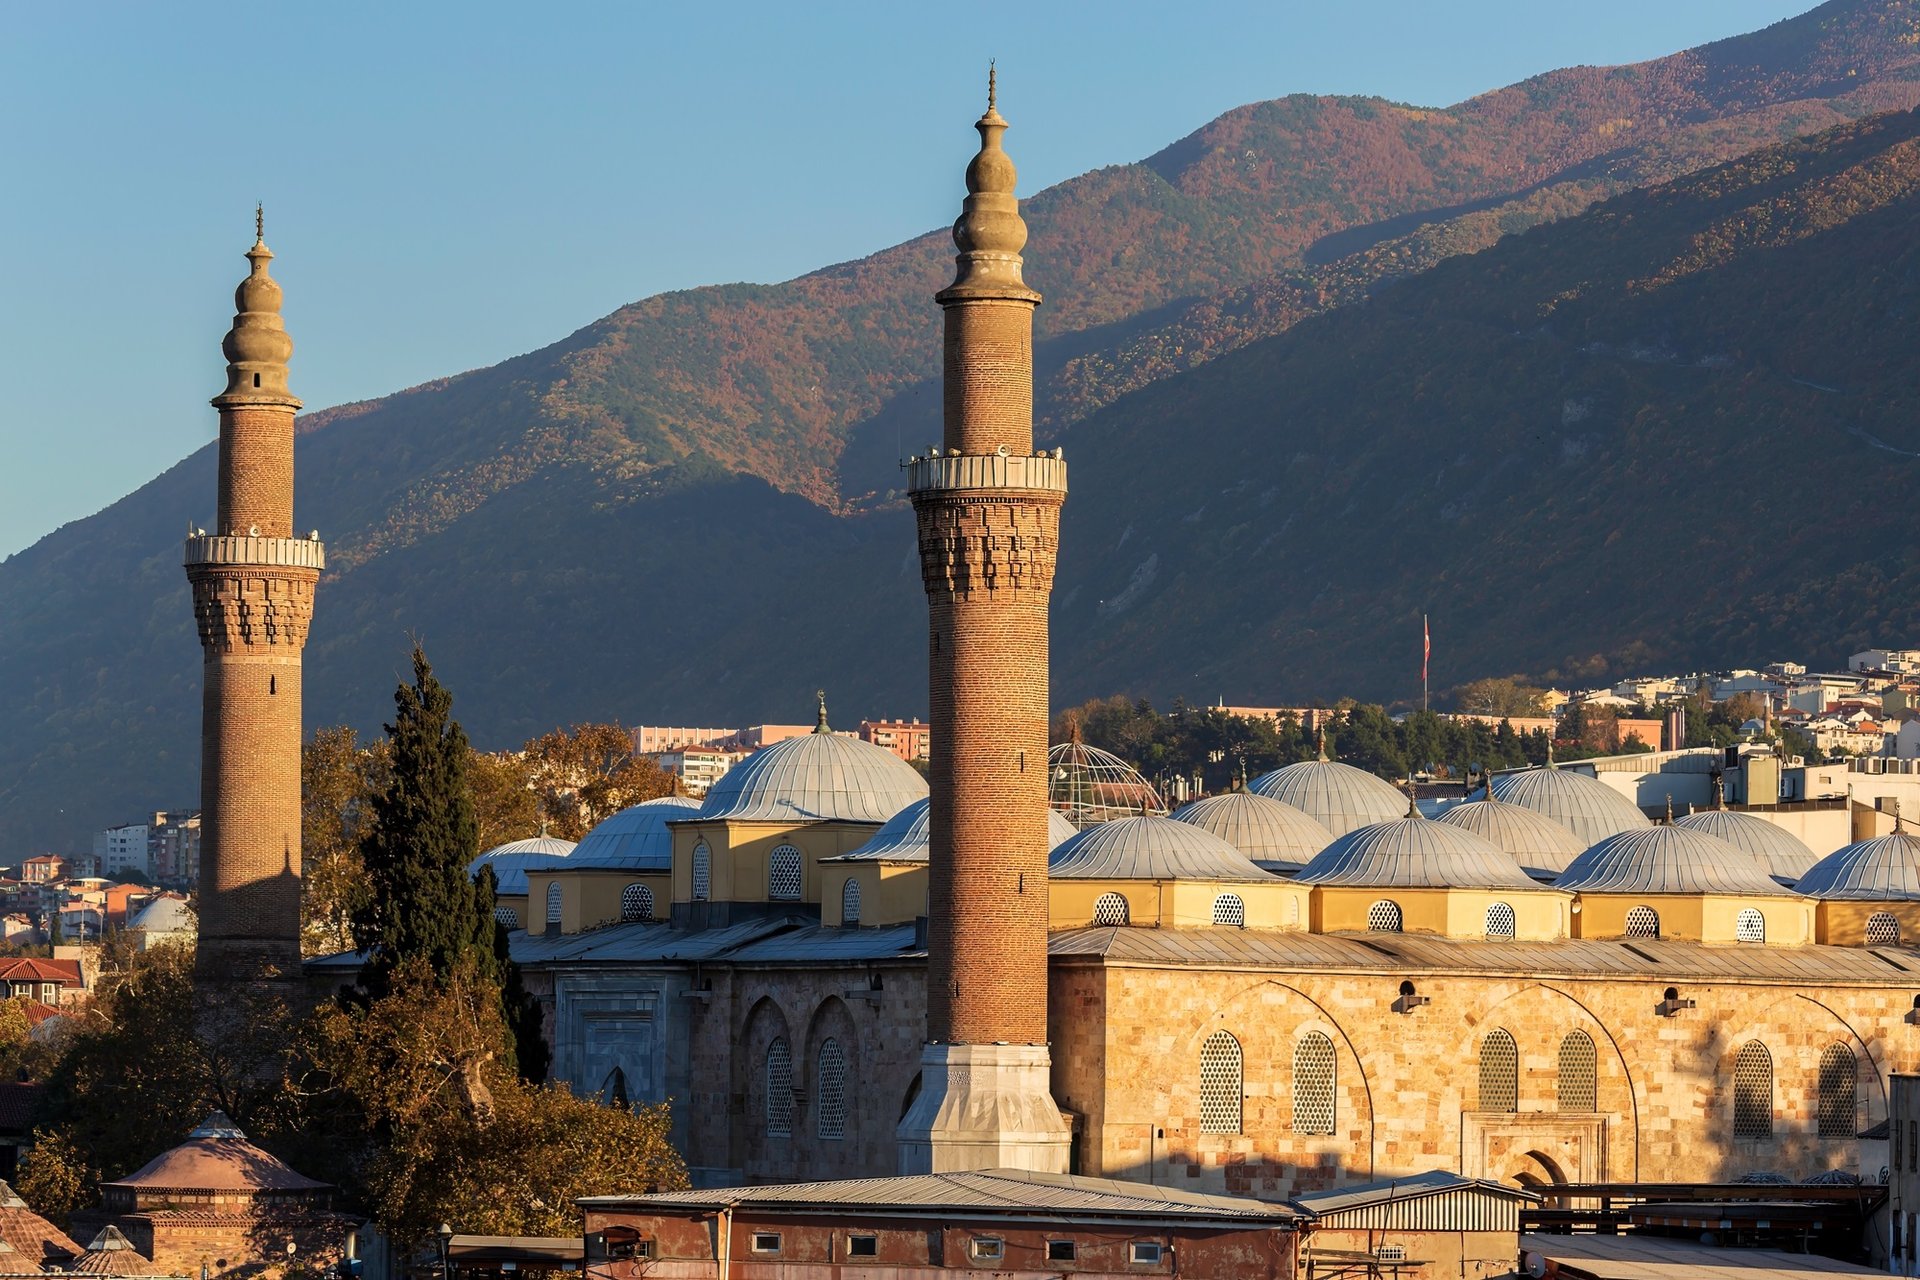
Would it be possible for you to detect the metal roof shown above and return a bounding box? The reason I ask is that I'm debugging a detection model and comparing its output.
[1794,832,1920,901]
[1674,810,1818,880]
[1554,826,1793,896]
[1290,1169,1538,1217]
[693,732,927,824]
[466,836,576,895]
[1171,791,1334,861]
[567,797,700,871]
[1491,767,1652,847]
[1437,798,1588,875]
[827,798,1077,864]
[1518,1232,1884,1277]
[1247,760,1408,837]
[1294,814,1548,891]
[1048,815,1277,882]
[508,919,923,967]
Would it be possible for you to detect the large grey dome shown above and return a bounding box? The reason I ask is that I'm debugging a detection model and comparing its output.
[467,835,576,895]
[1554,825,1791,896]
[1674,809,1818,881]
[1172,791,1334,864]
[1490,767,1651,846]
[569,796,702,871]
[1049,815,1274,881]
[1793,832,1920,901]
[1437,798,1588,876]
[1295,815,1542,890]
[696,732,927,824]
[832,798,1077,863]
[1247,760,1407,837]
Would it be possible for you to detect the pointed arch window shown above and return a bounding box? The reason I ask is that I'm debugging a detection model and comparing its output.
[1093,892,1130,926]
[1211,893,1246,928]
[765,1037,794,1138]
[1198,1031,1243,1135]
[816,1038,847,1140]
[1733,1040,1773,1139]
[1293,1031,1337,1135]
[1818,1043,1856,1139]
[1367,900,1403,933]
[545,882,563,926]
[1557,1030,1597,1112]
[841,878,861,926]
[1485,902,1517,939]
[620,883,654,922]
[1868,912,1900,946]
[1479,1028,1519,1112]
[1624,905,1660,938]
[691,841,711,901]
[769,845,802,900]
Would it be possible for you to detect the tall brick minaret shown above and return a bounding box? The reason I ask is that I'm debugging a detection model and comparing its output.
[184,210,323,980]
[897,72,1072,1174]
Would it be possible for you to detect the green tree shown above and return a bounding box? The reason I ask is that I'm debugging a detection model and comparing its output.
[302,726,389,957]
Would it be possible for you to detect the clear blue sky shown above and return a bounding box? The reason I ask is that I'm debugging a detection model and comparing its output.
[0,1,1816,558]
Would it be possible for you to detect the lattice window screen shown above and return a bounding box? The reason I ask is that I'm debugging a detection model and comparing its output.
[841,878,862,925]
[1558,1030,1597,1111]
[1367,900,1403,933]
[1736,908,1765,943]
[1212,894,1246,928]
[692,843,711,901]
[1733,1040,1773,1139]
[768,845,802,900]
[546,882,563,925]
[1479,1028,1519,1112]
[1869,912,1901,945]
[1486,902,1517,938]
[765,1037,794,1137]
[1818,1043,1857,1139]
[1286,896,1301,926]
[493,907,518,929]
[620,883,654,922]
[816,1038,848,1140]
[1094,893,1131,926]
[1624,905,1660,938]
[1198,1031,1243,1135]
[1293,1031,1337,1135]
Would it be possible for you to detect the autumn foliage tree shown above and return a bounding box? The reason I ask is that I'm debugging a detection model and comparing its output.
[524,723,676,840]
[301,725,388,957]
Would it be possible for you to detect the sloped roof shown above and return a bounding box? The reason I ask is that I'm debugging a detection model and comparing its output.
[103,1113,328,1194]
[1171,791,1334,862]
[1674,809,1819,880]
[1437,798,1588,875]
[71,1226,156,1277]
[1553,826,1794,896]
[1247,760,1408,837]
[0,958,80,984]
[1048,816,1276,882]
[694,733,926,824]
[1294,815,1545,891]
[0,1180,80,1264]
[1290,1169,1538,1217]
[567,797,701,872]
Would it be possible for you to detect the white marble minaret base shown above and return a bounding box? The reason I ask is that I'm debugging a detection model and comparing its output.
[896,1043,1072,1174]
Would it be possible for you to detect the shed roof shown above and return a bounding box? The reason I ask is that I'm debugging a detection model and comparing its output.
[1291,1169,1538,1217]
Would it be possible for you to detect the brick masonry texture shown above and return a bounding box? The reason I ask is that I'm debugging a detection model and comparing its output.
[216,404,295,537]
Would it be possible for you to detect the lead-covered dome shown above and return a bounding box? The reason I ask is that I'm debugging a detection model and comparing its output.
[1437,798,1589,877]
[1554,826,1791,895]
[696,732,927,824]
[1489,767,1651,846]
[832,798,1077,863]
[467,834,576,895]
[1049,815,1274,881]
[1295,814,1542,890]
[1172,790,1333,866]
[569,796,702,871]
[1248,760,1407,837]
[1674,809,1818,881]
[1793,832,1920,901]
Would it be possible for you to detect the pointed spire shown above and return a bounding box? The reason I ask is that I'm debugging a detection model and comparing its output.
[255,201,264,245]
[940,65,1036,302]
[1664,794,1675,823]
[1316,728,1328,762]
[215,210,298,408]
[1406,784,1420,820]
[988,59,997,114]
[813,688,831,734]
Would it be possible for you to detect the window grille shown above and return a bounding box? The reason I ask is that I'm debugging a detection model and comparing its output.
[816,1037,847,1140]
[1367,900,1403,933]
[1624,905,1660,938]
[546,882,563,925]
[1869,912,1901,946]
[1558,1030,1597,1111]
[1735,908,1765,944]
[768,845,802,900]
[1479,1028,1519,1112]
[1486,902,1517,939]
[1198,1030,1243,1134]
[1733,1040,1773,1139]
[1818,1043,1856,1139]
[493,906,518,929]
[691,842,711,900]
[1212,893,1246,928]
[841,878,861,925]
[620,883,654,922]
[1286,896,1301,926]
[1293,1031,1337,1134]
[1093,892,1131,926]
[1376,1245,1407,1262]
[765,1037,793,1138]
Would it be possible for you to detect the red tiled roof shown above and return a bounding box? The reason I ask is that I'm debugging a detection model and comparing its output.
[0,1181,81,1263]
[72,1226,154,1277]
[0,959,80,985]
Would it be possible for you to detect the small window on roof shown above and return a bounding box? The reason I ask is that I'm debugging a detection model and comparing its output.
[1129,1241,1164,1265]
[847,1235,877,1257]
[1485,901,1516,938]
[1735,907,1765,944]
[1624,905,1660,938]
[1212,893,1246,928]
[545,881,563,925]
[842,877,862,925]
[1869,912,1900,946]
[1367,900,1402,933]
[692,842,711,900]
[751,1232,781,1254]
[769,844,802,900]
[1094,892,1130,926]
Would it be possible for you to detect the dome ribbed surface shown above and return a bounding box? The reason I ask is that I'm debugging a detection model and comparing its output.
[833,798,1077,863]
[1553,826,1791,895]
[696,733,927,824]
[1437,799,1589,875]
[1247,760,1408,837]
[466,835,577,895]
[1048,815,1274,881]
[1793,832,1920,900]
[1674,810,1818,880]
[1172,791,1334,861]
[1490,767,1652,846]
[1295,815,1542,889]
[567,796,702,871]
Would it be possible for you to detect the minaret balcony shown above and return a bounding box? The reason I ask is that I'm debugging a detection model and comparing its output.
[905,452,1066,498]
[183,533,325,571]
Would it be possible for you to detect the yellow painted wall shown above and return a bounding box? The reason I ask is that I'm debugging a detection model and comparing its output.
[819,862,927,927]
[493,892,528,930]
[1817,901,1920,946]
[1048,879,1309,930]
[1310,887,1566,940]
[667,819,878,909]
[1570,893,1811,944]
[522,869,672,936]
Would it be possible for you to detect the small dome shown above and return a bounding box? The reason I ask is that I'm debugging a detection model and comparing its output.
[1247,760,1408,837]
[1438,798,1589,876]
[1554,826,1792,895]
[1490,767,1651,846]
[1047,740,1166,824]
[697,732,927,824]
[466,835,576,896]
[126,896,194,935]
[568,796,702,872]
[1049,816,1274,882]
[1172,791,1333,863]
[1674,809,1818,880]
[834,798,1076,863]
[105,1113,329,1193]
[1295,815,1542,890]
[1794,832,1920,901]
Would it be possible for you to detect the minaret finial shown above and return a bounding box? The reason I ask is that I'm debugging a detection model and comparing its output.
[1316,727,1328,762]
[1664,794,1674,823]
[988,60,997,114]
[814,688,831,734]
[255,202,264,245]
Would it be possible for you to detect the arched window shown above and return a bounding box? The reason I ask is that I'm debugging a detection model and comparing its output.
[1557,1030,1597,1112]
[1624,905,1660,938]
[1818,1043,1857,1139]
[1198,1031,1243,1135]
[691,842,712,900]
[816,1038,847,1140]
[1869,912,1901,946]
[1367,900,1403,933]
[1486,902,1517,939]
[1093,892,1131,926]
[768,845,802,900]
[620,883,654,922]
[841,878,861,926]
[1479,1028,1519,1112]
[1212,893,1246,928]
[545,882,563,926]
[1293,1031,1337,1135]
[1733,1040,1773,1139]
[765,1037,793,1138]
[493,906,518,929]
[1286,896,1301,926]
[1735,908,1765,943]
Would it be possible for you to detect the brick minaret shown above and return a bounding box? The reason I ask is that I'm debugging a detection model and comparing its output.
[897,73,1071,1174]
[184,212,323,980]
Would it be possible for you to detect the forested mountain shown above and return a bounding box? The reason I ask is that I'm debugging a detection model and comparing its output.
[4,1,1920,850]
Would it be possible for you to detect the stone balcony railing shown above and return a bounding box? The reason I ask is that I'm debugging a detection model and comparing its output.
[905,451,1067,497]
[183,533,326,570]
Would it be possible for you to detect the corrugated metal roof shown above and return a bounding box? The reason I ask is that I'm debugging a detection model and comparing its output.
[1048,816,1276,881]
[509,918,798,965]
[827,798,1076,864]
[1492,767,1652,846]
[1437,799,1588,875]
[1517,1232,1884,1277]
[1795,832,1920,901]
[1294,816,1548,891]
[1172,791,1334,861]
[1554,826,1792,896]
[722,923,922,963]
[1674,810,1818,880]
[568,797,700,871]
[693,733,926,824]
[1248,760,1408,837]
[1290,1170,1536,1214]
